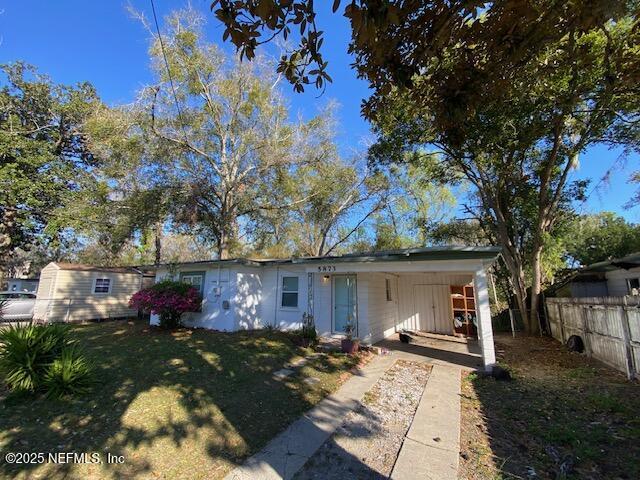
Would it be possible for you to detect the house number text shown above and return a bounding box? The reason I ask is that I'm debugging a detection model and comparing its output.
[317,265,336,272]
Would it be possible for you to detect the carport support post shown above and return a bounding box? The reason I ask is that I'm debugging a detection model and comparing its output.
[474,267,496,371]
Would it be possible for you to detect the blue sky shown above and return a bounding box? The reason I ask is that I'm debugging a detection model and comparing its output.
[1,0,637,221]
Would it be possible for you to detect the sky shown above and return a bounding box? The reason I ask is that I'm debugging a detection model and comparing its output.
[1,0,637,221]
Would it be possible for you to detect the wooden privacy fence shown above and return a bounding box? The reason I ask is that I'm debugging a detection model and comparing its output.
[546,296,640,379]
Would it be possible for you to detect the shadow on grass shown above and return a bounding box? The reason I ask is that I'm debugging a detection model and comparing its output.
[464,335,640,479]
[0,320,366,479]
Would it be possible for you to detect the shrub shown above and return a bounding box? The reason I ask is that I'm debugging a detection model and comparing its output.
[43,346,94,399]
[0,323,70,393]
[129,280,202,329]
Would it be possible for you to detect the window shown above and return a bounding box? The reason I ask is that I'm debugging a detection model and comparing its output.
[628,278,640,295]
[385,278,393,302]
[281,276,299,308]
[180,272,205,296]
[93,278,111,294]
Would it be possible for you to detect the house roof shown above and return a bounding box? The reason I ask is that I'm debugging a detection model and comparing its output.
[147,246,502,269]
[579,252,640,273]
[52,263,155,276]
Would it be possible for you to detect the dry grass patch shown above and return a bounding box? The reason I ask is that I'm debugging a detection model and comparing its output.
[460,334,640,480]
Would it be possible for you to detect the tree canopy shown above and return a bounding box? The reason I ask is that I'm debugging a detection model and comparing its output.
[0,63,100,271]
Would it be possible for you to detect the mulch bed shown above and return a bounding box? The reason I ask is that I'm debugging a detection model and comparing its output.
[294,359,432,479]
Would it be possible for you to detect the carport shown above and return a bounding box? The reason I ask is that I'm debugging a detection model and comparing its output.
[297,246,501,371]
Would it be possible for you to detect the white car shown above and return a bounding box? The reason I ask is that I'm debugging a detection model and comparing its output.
[0,291,36,321]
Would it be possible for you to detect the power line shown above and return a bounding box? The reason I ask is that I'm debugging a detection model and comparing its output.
[149,0,189,141]
[576,153,627,213]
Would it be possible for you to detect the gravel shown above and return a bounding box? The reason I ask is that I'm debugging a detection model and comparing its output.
[294,359,432,479]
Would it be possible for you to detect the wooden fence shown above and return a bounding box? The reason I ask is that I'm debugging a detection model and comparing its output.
[546,296,640,379]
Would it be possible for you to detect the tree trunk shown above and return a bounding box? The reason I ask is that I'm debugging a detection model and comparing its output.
[154,222,162,266]
[528,244,543,335]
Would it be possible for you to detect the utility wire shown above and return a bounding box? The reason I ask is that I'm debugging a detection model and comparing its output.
[149,0,189,143]
[576,154,626,213]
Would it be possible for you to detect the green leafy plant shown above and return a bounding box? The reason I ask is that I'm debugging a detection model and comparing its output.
[129,280,202,329]
[0,323,93,398]
[42,346,94,399]
[300,313,317,344]
[0,323,70,393]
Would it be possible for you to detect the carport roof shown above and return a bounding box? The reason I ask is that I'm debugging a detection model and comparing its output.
[144,246,501,269]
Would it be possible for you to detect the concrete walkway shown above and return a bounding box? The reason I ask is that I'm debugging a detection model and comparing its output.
[224,354,395,480]
[391,364,461,480]
[224,352,462,480]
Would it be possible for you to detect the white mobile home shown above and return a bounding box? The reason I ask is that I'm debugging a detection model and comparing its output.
[552,252,640,298]
[151,247,501,369]
[34,263,155,322]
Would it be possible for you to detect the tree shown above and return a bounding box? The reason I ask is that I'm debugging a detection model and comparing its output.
[565,212,640,266]
[210,1,640,335]
[134,8,298,259]
[373,161,456,249]
[256,153,391,257]
[369,18,639,333]
[0,62,100,274]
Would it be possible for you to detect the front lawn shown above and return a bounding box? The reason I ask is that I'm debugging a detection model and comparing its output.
[0,320,362,479]
[460,334,640,480]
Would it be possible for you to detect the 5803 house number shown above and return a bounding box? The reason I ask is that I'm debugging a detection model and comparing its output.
[317,265,336,272]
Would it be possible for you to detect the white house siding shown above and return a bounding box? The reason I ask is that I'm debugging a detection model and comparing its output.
[260,265,308,330]
[606,267,640,296]
[362,272,399,344]
[152,265,235,330]
[235,268,263,330]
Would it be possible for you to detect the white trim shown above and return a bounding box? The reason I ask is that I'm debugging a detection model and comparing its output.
[92,277,112,295]
[280,275,300,309]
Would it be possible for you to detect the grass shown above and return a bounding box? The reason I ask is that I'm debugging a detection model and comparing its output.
[459,334,640,480]
[0,319,363,480]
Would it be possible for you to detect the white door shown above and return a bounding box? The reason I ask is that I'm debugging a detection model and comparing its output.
[413,285,452,334]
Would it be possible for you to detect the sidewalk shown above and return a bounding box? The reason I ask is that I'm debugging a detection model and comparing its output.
[224,354,395,480]
[391,363,462,480]
[224,352,463,480]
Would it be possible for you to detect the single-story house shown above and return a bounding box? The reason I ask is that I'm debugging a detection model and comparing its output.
[150,246,501,369]
[34,263,155,322]
[4,277,39,293]
[551,252,640,298]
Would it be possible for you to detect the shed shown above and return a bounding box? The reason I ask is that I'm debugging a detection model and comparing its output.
[33,263,155,322]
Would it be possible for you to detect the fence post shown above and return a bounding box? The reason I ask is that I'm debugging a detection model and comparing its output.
[580,304,591,356]
[620,298,636,380]
[556,301,566,343]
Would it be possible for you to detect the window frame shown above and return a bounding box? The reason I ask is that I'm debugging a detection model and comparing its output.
[385,277,393,302]
[627,278,640,295]
[179,271,206,297]
[92,277,112,295]
[280,275,299,309]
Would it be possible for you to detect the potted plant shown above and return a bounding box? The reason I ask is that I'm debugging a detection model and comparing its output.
[294,313,318,347]
[341,318,359,354]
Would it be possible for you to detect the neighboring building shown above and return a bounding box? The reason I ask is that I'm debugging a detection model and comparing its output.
[551,252,640,298]
[4,277,39,293]
[33,263,155,322]
[150,246,501,370]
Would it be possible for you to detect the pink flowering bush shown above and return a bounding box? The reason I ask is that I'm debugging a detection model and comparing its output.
[129,280,202,329]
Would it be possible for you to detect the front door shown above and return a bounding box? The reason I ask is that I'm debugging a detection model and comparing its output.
[333,275,357,335]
